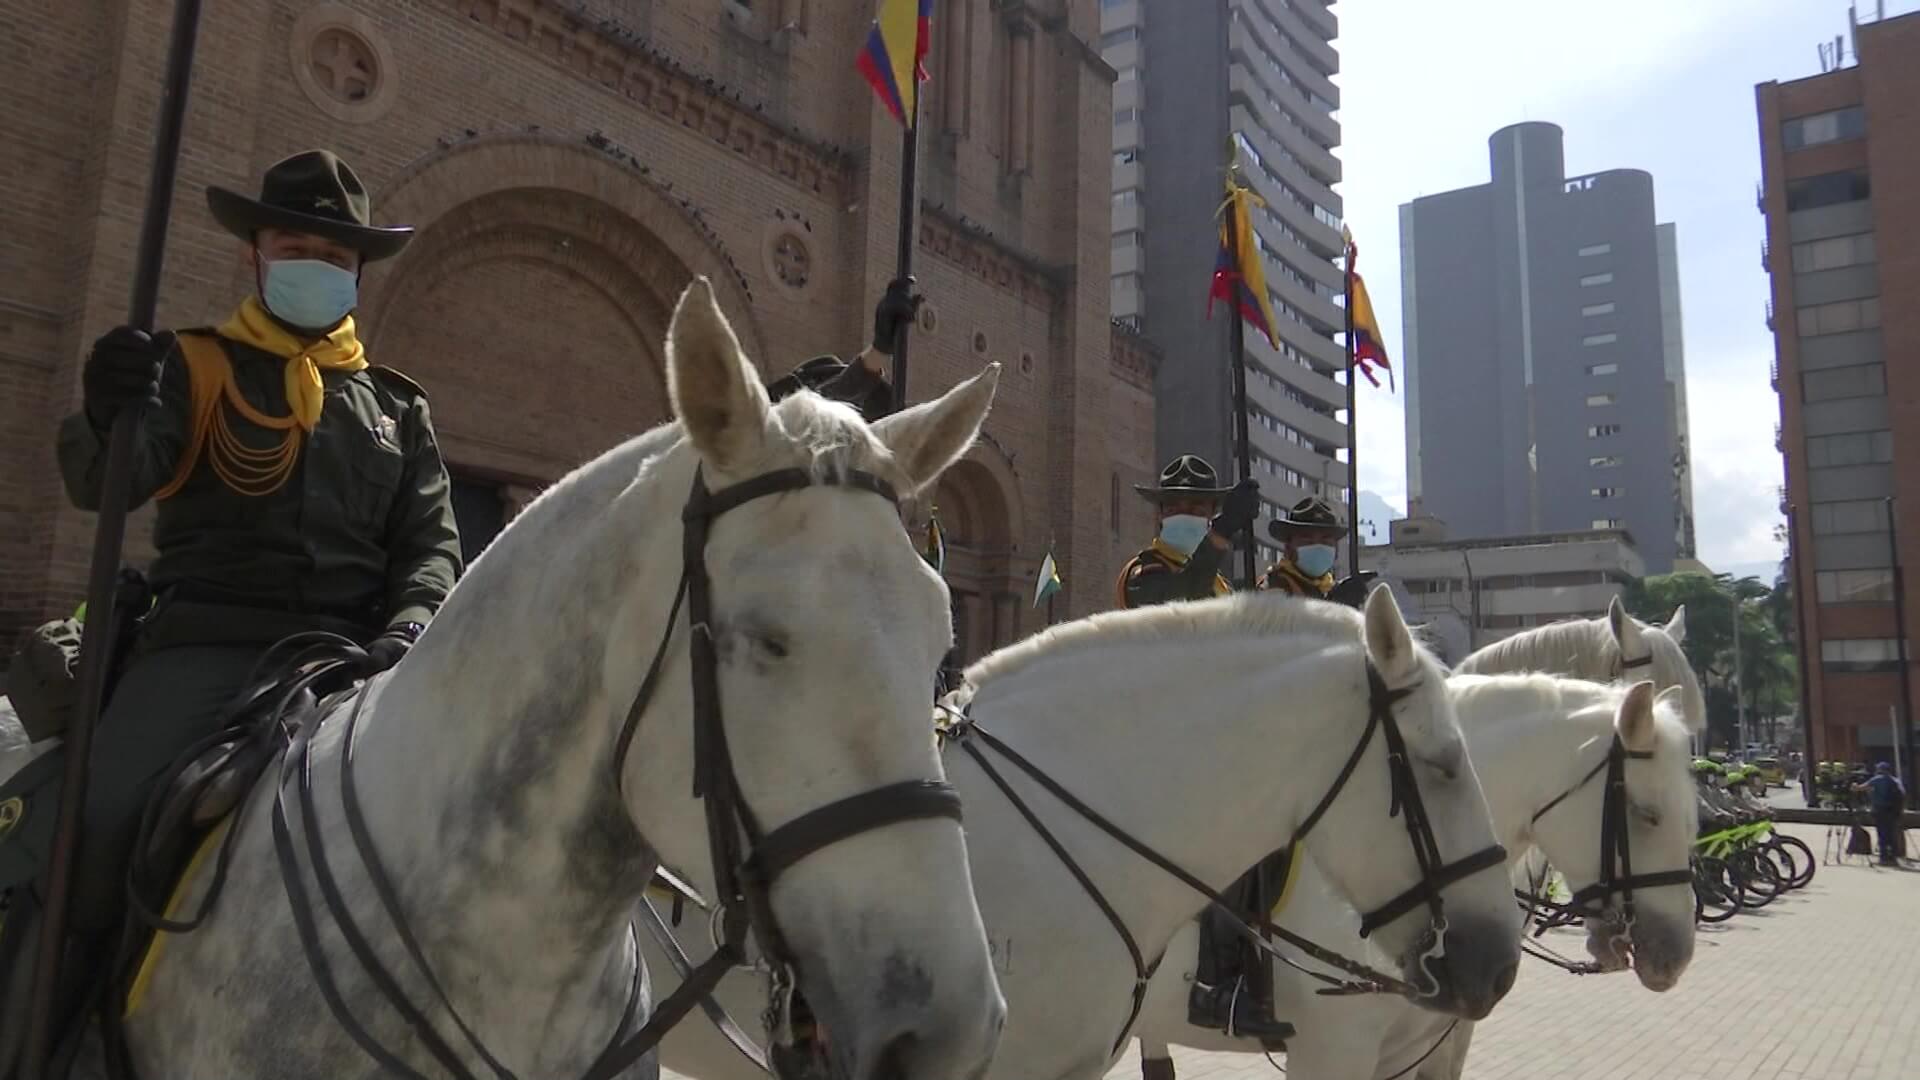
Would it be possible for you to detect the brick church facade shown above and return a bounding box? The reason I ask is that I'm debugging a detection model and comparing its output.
[0,0,1161,667]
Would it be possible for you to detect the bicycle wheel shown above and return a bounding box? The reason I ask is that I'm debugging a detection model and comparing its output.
[1771,835,1817,889]
[1733,848,1783,908]
[1693,857,1740,923]
[1759,842,1799,890]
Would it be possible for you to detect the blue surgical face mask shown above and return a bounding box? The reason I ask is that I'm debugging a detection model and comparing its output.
[1294,543,1337,578]
[260,256,358,331]
[1159,514,1210,556]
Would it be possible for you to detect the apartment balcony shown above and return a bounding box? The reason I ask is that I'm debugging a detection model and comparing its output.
[1253,0,1338,73]
[1761,241,1770,272]
[1228,70,1341,187]
[1771,356,1780,389]
[1228,21,1339,149]
[1112,159,1142,192]
[1234,2,1340,107]
[1765,300,1775,332]
[1775,422,1784,451]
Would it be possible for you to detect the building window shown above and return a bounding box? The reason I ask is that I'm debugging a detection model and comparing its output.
[1797,297,1881,337]
[1785,170,1871,212]
[1578,243,1613,257]
[1582,302,1616,316]
[1586,393,1617,407]
[1116,65,1139,82]
[1588,424,1623,438]
[1100,0,1131,7]
[1807,430,1895,467]
[1817,569,1895,604]
[1590,455,1623,468]
[1112,189,1140,207]
[1801,362,1885,403]
[1592,486,1624,498]
[1099,27,1140,47]
[1811,499,1890,535]
[1111,230,1143,250]
[1821,637,1902,672]
[1582,332,1618,346]
[1588,362,1619,376]
[1580,272,1614,287]
[1782,105,1866,151]
[1592,517,1623,529]
[1113,108,1136,126]
[1791,232,1875,273]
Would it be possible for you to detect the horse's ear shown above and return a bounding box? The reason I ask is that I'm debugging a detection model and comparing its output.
[1608,595,1645,657]
[872,364,1000,495]
[1665,605,1688,644]
[1363,584,1418,682]
[1656,684,1706,735]
[667,277,771,471]
[1616,680,1658,752]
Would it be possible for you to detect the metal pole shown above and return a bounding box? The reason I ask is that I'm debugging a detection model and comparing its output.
[1344,242,1360,577]
[1222,180,1257,589]
[886,87,921,405]
[1887,496,1916,807]
[24,2,203,1075]
[1733,588,1748,755]
[1787,504,1818,801]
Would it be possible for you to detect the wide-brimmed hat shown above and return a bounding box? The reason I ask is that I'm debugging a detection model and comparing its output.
[207,150,413,261]
[1135,455,1234,502]
[1267,496,1342,540]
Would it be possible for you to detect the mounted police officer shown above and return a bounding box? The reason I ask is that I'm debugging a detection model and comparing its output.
[1115,455,1259,609]
[1111,457,1289,1040]
[1261,496,1375,609]
[11,150,460,1031]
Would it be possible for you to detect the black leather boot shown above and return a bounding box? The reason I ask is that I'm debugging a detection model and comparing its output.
[1187,979,1295,1043]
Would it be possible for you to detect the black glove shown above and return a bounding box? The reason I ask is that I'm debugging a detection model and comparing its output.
[1209,479,1261,539]
[1327,571,1378,609]
[83,326,173,431]
[362,630,415,674]
[871,277,923,356]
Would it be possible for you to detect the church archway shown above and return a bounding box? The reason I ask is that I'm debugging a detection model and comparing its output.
[929,450,1027,665]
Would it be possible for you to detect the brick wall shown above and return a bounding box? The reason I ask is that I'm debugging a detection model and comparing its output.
[0,0,1153,656]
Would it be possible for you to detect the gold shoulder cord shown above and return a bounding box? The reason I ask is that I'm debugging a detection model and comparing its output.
[155,334,305,500]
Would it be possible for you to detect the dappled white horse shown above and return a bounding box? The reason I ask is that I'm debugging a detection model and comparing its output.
[1135,673,1703,1080]
[648,588,1524,1080]
[0,280,1006,1080]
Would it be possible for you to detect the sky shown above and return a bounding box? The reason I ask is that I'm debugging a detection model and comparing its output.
[1331,0,1916,573]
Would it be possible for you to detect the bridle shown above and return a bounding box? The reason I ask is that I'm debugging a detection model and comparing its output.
[1519,729,1693,969]
[270,464,966,1080]
[938,658,1507,1055]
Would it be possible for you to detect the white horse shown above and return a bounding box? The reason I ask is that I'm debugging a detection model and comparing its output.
[1134,672,1703,1080]
[0,280,1006,1080]
[647,588,1525,1080]
[1456,596,1703,731]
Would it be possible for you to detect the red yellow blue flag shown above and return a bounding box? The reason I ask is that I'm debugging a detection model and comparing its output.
[1345,232,1394,391]
[1207,175,1280,350]
[857,0,933,127]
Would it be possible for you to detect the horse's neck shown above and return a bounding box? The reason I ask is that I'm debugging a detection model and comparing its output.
[963,633,1363,930]
[339,436,687,1006]
[1455,683,1610,861]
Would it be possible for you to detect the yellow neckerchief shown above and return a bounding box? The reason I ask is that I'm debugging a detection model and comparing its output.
[153,298,366,499]
[1265,559,1334,597]
[1146,537,1233,596]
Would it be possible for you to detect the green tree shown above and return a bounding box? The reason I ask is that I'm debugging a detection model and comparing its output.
[1622,570,1799,753]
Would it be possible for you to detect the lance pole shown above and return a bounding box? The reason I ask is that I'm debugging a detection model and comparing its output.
[1222,177,1258,589]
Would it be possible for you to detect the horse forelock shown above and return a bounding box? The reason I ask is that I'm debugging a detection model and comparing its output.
[963,591,1370,688]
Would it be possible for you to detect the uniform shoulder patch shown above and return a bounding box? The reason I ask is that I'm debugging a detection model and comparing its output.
[368,365,430,401]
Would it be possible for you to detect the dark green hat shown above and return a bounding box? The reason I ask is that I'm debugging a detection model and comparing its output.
[207,150,413,261]
[1135,455,1234,502]
[1268,496,1341,540]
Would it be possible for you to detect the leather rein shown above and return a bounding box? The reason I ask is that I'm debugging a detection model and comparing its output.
[938,659,1508,1056]
[1513,655,1693,975]
[270,465,964,1080]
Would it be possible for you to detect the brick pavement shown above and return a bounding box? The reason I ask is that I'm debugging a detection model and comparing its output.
[1101,823,1919,1080]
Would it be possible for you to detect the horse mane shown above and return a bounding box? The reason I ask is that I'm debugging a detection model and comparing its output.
[963,591,1366,688]
[1448,671,1695,756]
[1455,617,1618,681]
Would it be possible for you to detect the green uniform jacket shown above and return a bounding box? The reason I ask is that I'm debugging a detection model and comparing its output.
[56,332,461,640]
[1118,538,1232,609]
[1259,560,1333,599]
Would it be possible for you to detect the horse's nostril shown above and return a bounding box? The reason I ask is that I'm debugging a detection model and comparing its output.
[1492,959,1519,1000]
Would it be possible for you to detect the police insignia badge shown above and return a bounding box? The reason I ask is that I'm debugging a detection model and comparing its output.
[373,414,400,450]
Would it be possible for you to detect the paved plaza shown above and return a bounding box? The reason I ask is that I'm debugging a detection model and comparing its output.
[1103,822,1918,1080]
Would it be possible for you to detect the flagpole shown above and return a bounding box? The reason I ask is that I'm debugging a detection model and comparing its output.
[1344,241,1360,576]
[887,83,921,405]
[25,3,203,1075]
[1222,181,1258,590]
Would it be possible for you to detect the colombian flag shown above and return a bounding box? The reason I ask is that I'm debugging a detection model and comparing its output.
[858,0,933,127]
[1207,182,1281,350]
[1346,234,1394,390]
[924,506,947,574]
